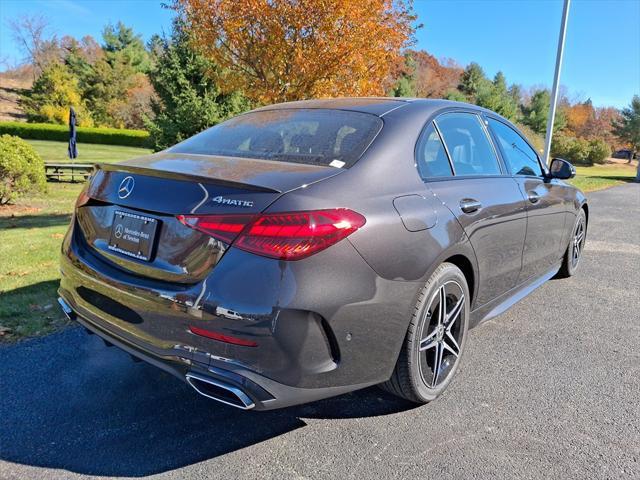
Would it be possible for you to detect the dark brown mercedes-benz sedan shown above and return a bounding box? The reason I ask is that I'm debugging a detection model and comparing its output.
[58,98,588,410]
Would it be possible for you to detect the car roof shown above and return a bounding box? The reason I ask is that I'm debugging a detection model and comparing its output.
[253,97,492,118]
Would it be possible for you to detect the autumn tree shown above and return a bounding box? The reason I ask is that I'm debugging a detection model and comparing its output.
[21,63,92,125]
[405,50,462,99]
[583,107,622,148]
[176,0,416,103]
[565,99,595,138]
[389,53,416,97]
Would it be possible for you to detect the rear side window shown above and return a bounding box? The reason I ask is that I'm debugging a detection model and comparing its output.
[488,118,543,176]
[169,109,383,168]
[416,124,453,178]
[435,113,501,176]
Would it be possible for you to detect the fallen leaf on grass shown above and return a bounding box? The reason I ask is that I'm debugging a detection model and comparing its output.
[7,270,31,277]
[51,233,64,239]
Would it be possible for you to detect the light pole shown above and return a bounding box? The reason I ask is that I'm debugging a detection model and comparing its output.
[543,0,571,165]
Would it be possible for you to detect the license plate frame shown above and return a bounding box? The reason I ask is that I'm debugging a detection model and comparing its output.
[107,210,159,262]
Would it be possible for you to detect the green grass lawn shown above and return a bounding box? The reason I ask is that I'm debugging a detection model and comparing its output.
[569,160,638,192]
[27,139,151,164]
[0,184,82,341]
[1,141,152,342]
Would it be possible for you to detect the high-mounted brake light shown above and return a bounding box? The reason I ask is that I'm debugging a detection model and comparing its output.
[177,209,366,260]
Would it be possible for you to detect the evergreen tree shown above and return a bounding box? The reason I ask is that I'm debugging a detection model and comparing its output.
[522,89,566,136]
[102,22,151,73]
[458,62,487,101]
[475,71,518,120]
[146,21,250,151]
[612,95,640,155]
[444,89,468,102]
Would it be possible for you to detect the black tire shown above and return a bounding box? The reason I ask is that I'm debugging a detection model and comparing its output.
[556,208,587,278]
[381,262,470,403]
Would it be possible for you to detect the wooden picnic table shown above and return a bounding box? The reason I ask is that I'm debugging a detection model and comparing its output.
[45,163,94,182]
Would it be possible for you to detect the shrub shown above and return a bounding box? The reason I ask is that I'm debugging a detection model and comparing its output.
[0,135,46,205]
[587,138,611,165]
[552,133,591,165]
[0,122,150,148]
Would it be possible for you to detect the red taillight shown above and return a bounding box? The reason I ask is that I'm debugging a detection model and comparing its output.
[177,208,366,260]
[75,188,91,208]
[177,213,255,244]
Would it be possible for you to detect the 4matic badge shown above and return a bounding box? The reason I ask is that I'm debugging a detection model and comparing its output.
[212,196,254,208]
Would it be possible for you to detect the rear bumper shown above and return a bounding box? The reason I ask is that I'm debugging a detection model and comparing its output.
[59,219,422,410]
[58,295,377,410]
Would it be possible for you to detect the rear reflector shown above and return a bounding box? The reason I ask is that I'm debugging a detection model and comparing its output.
[177,208,365,260]
[189,325,258,347]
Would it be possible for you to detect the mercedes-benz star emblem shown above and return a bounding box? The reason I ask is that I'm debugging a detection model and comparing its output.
[114,224,123,239]
[118,176,135,199]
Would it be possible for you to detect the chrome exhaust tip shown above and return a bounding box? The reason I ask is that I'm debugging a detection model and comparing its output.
[185,373,255,410]
[57,297,76,320]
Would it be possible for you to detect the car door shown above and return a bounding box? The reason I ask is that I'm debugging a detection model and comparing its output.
[486,117,569,282]
[415,112,528,308]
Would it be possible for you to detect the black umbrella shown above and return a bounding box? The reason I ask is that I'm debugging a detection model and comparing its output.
[68,107,78,160]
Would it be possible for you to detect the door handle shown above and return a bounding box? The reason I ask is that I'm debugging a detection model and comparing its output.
[527,191,541,204]
[459,198,482,214]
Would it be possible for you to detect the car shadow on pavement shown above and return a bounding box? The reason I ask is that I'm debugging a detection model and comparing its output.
[0,327,417,477]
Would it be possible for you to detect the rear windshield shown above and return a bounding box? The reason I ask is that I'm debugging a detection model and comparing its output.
[169,109,383,168]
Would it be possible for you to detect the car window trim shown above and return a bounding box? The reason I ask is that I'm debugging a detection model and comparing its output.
[413,121,455,180]
[432,121,456,176]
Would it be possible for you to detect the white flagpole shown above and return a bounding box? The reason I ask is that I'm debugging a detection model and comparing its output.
[543,0,571,165]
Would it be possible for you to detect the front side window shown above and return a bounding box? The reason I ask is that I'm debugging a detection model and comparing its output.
[415,124,453,178]
[488,118,543,176]
[169,109,383,168]
[435,113,501,176]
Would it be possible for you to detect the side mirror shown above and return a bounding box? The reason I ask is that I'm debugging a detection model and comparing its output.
[549,158,576,180]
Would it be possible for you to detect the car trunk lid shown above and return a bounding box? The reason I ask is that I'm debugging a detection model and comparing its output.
[75,153,344,284]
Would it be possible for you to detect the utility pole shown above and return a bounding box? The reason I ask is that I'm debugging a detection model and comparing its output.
[543,0,571,165]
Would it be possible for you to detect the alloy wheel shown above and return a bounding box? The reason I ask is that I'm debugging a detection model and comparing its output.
[418,280,465,388]
[572,216,586,268]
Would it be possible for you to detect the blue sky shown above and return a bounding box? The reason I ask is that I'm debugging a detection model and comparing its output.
[1,0,638,108]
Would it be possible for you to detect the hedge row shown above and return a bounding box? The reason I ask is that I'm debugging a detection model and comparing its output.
[0,121,151,148]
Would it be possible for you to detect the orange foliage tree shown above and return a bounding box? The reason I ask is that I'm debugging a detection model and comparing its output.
[175,0,416,104]
[409,50,462,98]
[565,100,595,137]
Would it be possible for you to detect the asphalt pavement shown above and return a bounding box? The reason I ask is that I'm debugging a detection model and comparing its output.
[1,182,639,479]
